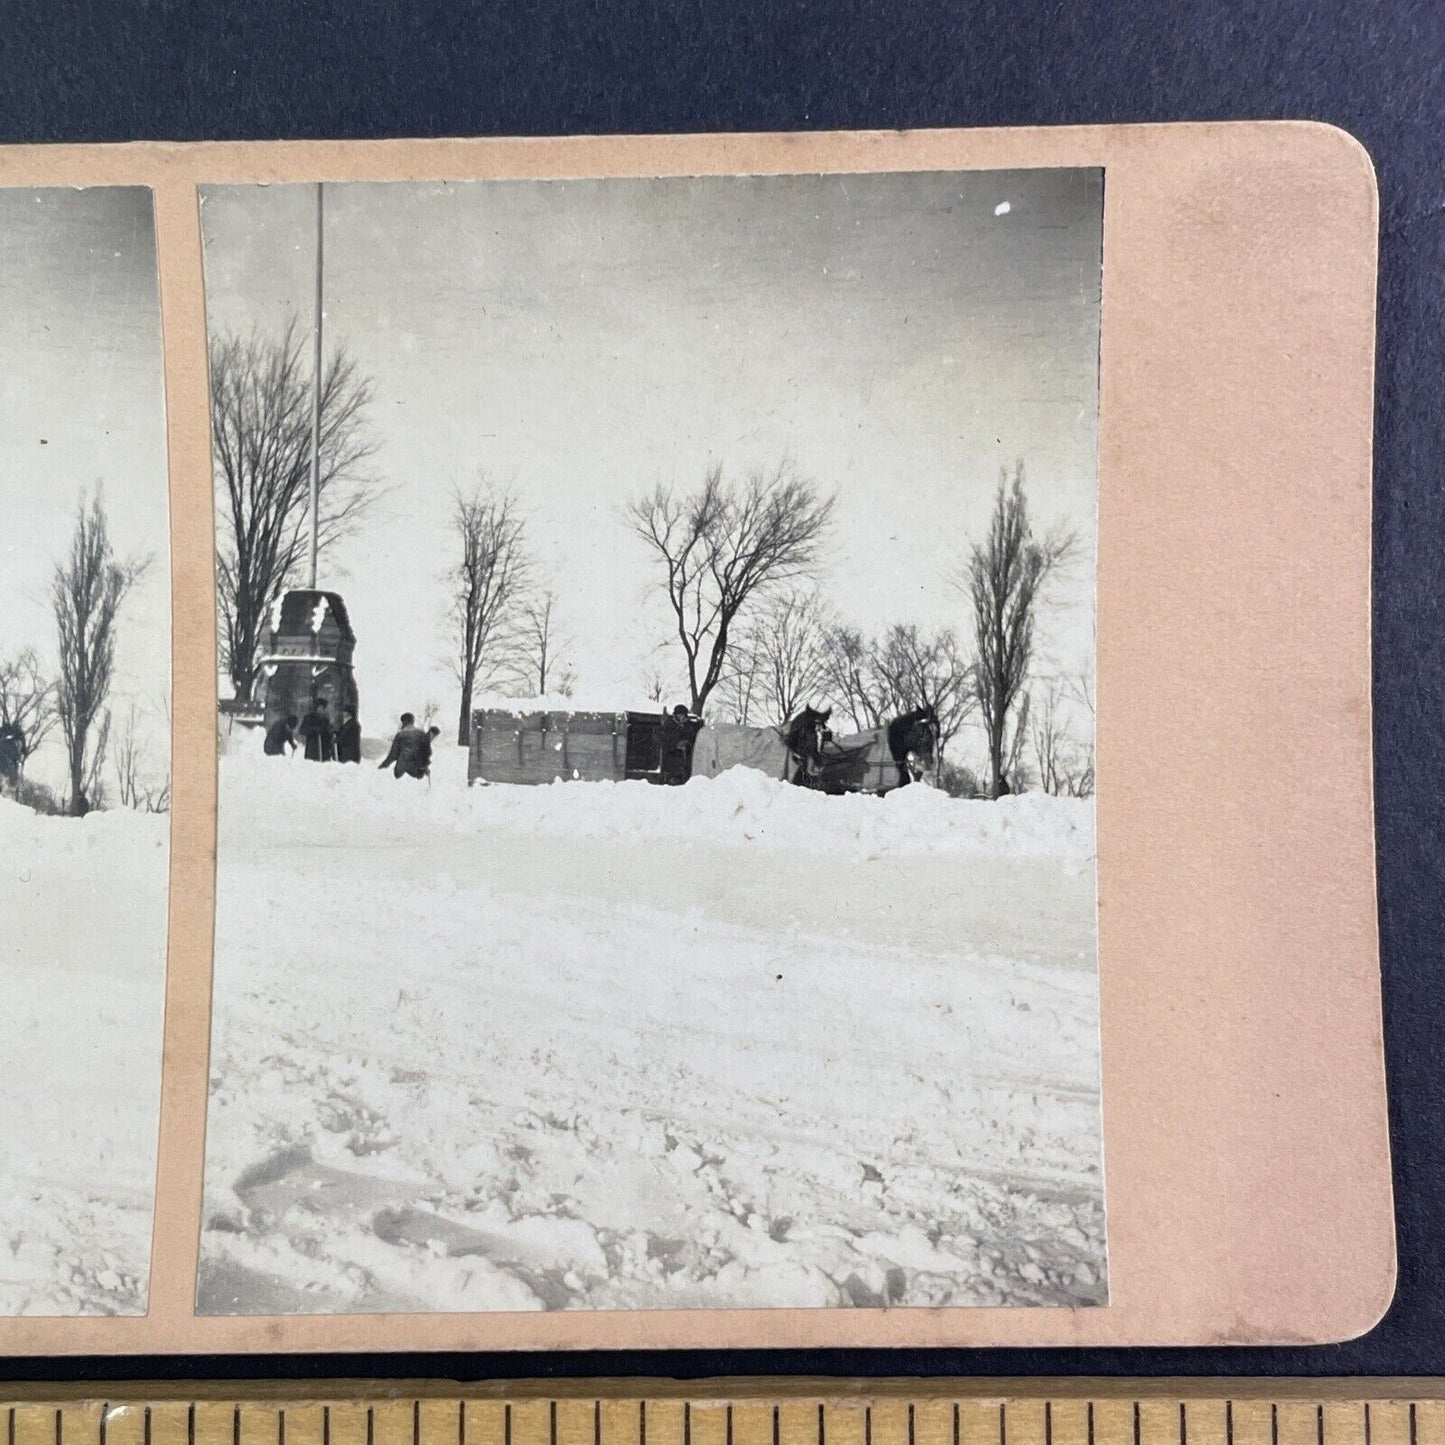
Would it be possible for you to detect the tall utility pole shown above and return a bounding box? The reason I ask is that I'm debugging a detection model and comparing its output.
[308,181,324,590]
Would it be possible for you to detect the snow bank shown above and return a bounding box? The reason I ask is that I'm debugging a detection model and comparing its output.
[204,766,1104,1313]
[0,796,168,1315]
[0,793,168,851]
[204,732,1104,1314]
[219,749,1094,866]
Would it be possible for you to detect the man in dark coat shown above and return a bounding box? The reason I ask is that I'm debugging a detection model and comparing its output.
[298,698,334,762]
[659,703,701,786]
[334,704,362,764]
[0,722,23,787]
[263,713,299,757]
[378,712,428,779]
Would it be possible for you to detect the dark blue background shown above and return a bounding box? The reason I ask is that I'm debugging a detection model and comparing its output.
[2,0,1442,1383]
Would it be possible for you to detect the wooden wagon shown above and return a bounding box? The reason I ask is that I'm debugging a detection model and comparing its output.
[468,708,676,786]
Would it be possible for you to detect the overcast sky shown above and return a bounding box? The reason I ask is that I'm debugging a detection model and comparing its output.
[0,187,170,792]
[200,168,1101,732]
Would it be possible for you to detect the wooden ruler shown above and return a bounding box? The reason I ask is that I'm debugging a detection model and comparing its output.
[2,1387,1444,1445]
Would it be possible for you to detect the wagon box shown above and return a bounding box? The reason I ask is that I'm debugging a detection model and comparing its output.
[469,708,664,785]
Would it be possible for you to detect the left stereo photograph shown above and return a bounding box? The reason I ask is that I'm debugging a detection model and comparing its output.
[0,186,171,1316]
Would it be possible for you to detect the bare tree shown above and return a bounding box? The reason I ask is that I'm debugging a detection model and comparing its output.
[1065,653,1096,797]
[724,590,831,725]
[506,590,574,698]
[817,621,974,757]
[112,699,144,809]
[210,319,377,703]
[1003,693,1034,794]
[1030,682,1095,798]
[0,647,55,772]
[1068,655,1096,719]
[628,463,835,714]
[447,483,531,744]
[51,490,148,815]
[871,623,976,757]
[713,660,759,724]
[1030,683,1067,796]
[149,687,173,813]
[820,623,887,730]
[962,463,1074,798]
[109,698,171,812]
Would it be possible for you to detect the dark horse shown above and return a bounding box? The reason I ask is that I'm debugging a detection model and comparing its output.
[781,705,835,787]
[782,704,939,795]
[886,704,941,788]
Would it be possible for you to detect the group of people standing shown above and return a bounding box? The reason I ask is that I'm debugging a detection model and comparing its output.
[263,697,361,763]
[263,699,442,781]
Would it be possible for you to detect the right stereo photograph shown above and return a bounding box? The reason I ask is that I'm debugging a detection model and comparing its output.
[193,166,1104,1317]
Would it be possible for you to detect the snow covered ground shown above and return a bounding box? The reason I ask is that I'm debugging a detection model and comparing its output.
[0,797,168,1315]
[199,745,1105,1314]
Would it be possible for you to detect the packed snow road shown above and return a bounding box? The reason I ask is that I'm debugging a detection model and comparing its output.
[0,798,167,1315]
[199,751,1106,1313]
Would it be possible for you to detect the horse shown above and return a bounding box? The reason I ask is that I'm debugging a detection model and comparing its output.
[782,703,940,795]
[885,704,940,789]
[780,705,833,786]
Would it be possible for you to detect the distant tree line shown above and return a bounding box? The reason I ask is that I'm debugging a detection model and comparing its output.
[436,458,1090,799]
[625,458,1090,799]
[209,317,1092,799]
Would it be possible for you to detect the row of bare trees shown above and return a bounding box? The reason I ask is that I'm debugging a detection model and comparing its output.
[1,489,160,815]
[206,319,1089,796]
[439,462,1088,796]
[715,604,973,750]
[628,459,1087,798]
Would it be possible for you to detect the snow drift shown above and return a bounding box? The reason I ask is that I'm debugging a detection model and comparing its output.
[200,750,1105,1314]
[0,797,168,1315]
[222,743,1095,867]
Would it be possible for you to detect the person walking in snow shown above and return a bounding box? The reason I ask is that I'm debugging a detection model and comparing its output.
[299,697,334,763]
[334,704,362,764]
[379,712,428,780]
[263,713,299,757]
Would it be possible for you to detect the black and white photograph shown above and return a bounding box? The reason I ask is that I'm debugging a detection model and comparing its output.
[0,186,171,1314]
[198,168,1105,1315]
